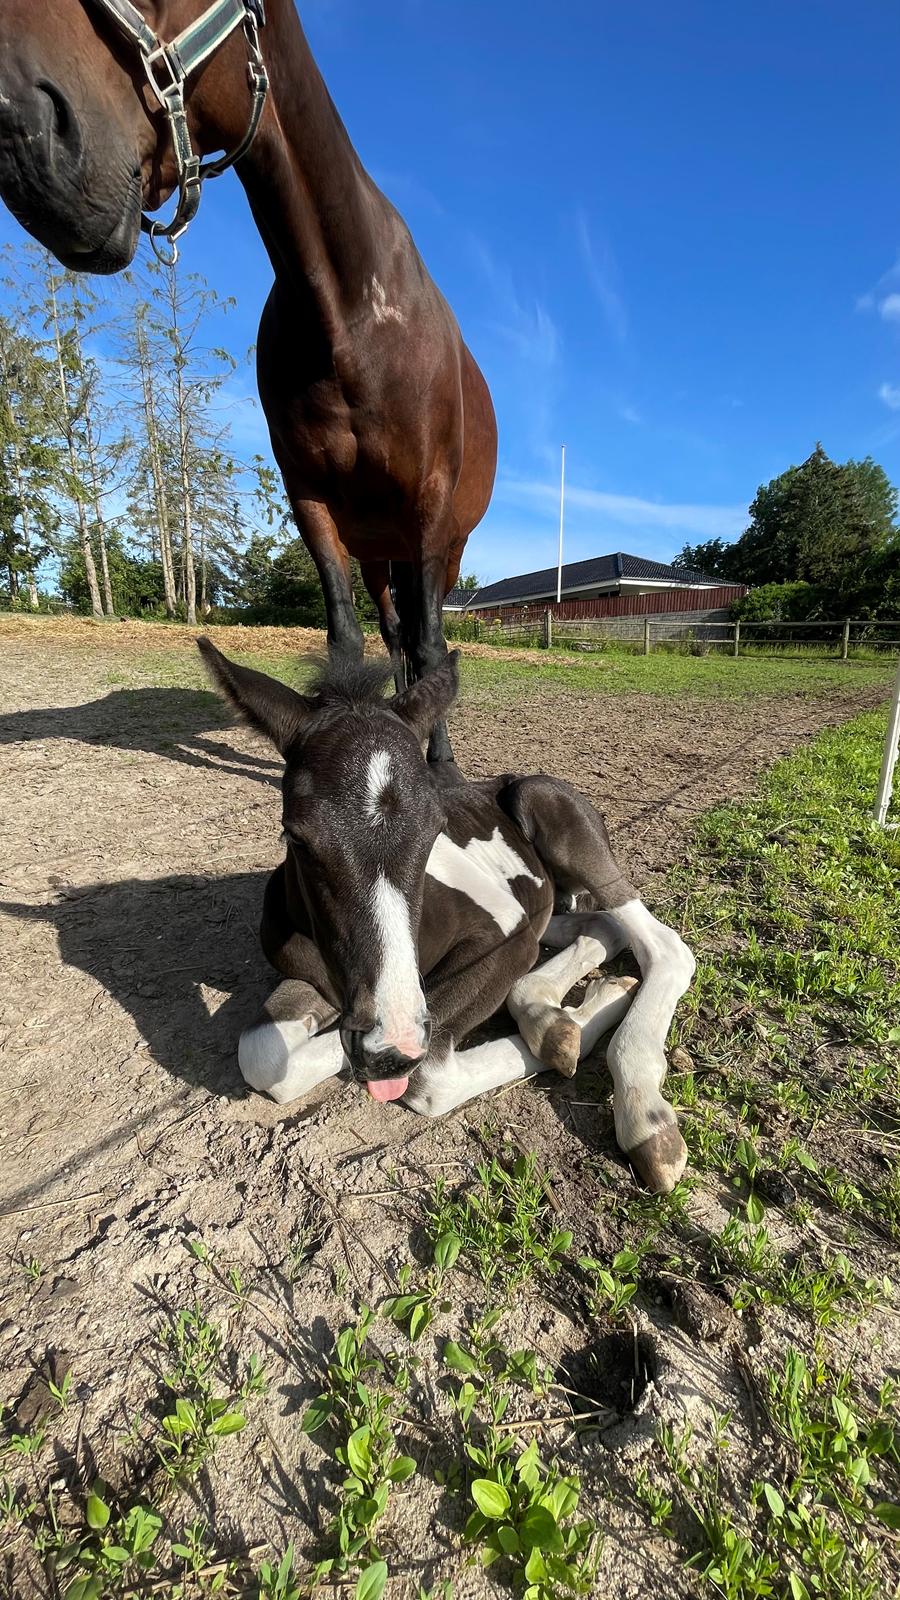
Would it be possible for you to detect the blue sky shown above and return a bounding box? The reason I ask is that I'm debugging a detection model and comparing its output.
[2,0,899,583]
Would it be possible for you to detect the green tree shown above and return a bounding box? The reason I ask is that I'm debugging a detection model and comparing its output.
[734,444,895,588]
[671,539,737,580]
[0,316,61,605]
[59,530,166,615]
[456,570,482,591]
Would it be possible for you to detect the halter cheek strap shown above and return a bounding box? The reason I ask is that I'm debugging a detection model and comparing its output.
[85,0,269,263]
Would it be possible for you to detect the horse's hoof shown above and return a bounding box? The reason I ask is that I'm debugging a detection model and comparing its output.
[627,1123,688,1194]
[541,1013,581,1078]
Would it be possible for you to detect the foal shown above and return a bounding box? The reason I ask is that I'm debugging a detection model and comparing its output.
[200,640,694,1194]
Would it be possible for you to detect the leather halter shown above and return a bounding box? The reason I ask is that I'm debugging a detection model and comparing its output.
[84,0,269,263]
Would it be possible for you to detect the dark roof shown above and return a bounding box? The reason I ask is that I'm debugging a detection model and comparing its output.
[446,552,718,609]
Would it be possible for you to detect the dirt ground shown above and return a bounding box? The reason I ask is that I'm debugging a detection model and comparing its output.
[0,616,895,1597]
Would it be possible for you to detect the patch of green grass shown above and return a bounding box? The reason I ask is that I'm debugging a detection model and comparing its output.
[459,650,895,702]
[301,1308,417,1592]
[663,712,900,1111]
[658,1374,897,1600]
[103,637,896,705]
[427,1152,572,1293]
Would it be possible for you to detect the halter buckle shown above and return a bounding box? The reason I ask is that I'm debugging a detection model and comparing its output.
[143,43,186,108]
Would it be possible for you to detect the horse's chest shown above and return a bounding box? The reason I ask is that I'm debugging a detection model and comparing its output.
[424,827,546,938]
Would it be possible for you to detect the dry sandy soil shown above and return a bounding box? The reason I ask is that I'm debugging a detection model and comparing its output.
[0,616,896,1598]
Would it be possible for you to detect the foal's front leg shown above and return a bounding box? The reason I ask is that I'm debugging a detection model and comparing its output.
[239,980,345,1105]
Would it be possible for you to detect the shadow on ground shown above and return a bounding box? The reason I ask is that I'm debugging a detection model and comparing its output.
[0,687,280,787]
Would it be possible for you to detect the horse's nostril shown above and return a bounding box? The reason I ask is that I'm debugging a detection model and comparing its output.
[37,79,80,157]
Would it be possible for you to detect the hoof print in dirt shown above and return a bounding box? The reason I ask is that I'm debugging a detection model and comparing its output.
[562,1319,707,1460]
[753,1167,796,1208]
[667,1280,736,1344]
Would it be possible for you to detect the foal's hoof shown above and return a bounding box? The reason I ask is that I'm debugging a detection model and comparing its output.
[627,1123,688,1195]
[541,1013,581,1078]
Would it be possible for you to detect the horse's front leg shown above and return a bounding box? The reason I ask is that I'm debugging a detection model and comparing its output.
[239,979,345,1105]
[403,920,545,1116]
[393,496,460,762]
[361,558,405,692]
[289,497,364,660]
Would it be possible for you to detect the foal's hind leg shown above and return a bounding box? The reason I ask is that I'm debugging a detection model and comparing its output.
[504,777,694,1193]
[239,980,345,1105]
[507,932,631,1077]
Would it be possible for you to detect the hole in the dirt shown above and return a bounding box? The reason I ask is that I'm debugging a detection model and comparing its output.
[559,1330,657,1420]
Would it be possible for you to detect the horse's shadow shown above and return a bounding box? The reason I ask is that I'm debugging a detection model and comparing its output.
[3,869,274,1099]
[0,686,281,787]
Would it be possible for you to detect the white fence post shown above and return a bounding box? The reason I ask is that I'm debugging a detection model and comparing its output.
[841,619,850,661]
[733,620,741,658]
[643,618,651,656]
[874,657,900,826]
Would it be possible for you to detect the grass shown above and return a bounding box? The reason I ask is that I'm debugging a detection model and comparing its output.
[104,639,897,704]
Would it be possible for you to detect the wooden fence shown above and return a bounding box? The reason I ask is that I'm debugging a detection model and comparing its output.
[445,613,900,659]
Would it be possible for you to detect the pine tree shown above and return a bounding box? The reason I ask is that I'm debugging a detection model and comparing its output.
[0,316,61,605]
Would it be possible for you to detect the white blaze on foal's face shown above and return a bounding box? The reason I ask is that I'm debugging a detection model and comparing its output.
[369,872,429,1059]
[365,748,394,825]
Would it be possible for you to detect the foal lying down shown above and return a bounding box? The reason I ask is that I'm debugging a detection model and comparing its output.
[200,640,695,1194]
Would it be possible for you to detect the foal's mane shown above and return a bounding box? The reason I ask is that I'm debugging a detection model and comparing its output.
[307,655,395,709]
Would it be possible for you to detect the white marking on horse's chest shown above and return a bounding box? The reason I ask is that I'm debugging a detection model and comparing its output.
[365,749,393,824]
[369,276,405,325]
[426,828,543,937]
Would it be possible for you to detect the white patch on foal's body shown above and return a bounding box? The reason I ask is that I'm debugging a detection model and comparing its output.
[426,828,543,936]
[365,749,393,823]
[239,1017,346,1104]
[603,897,695,1150]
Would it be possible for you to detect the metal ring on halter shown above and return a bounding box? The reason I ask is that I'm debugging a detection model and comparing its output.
[83,0,268,259]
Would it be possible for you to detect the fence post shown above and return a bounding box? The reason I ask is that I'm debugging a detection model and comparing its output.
[733,620,741,658]
[643,618,651,656]
[543,610,552,649]
[841,619,850,661]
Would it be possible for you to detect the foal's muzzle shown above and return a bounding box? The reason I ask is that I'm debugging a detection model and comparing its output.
[341,1016,433,1103]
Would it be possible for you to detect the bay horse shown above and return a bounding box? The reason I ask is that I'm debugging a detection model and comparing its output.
[0,0,498,760]
[198,639,695,1195]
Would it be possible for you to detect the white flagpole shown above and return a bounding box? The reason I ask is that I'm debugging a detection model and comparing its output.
[874,656,900,826]
[556,444,566,604]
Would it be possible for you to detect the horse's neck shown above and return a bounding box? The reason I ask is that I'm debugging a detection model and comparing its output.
[239,2,381,331]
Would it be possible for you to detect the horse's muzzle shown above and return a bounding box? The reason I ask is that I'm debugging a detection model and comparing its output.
[0,64,140,273]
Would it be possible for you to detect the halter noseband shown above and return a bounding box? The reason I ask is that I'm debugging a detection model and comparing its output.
[85,0,269,263]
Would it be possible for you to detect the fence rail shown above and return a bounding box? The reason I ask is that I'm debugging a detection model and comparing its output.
[444,612,900,659]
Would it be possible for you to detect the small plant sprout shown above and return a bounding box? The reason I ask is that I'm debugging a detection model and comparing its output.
[302,1310,416,1586]
[383,1228,460,1341]
[427,1154,572,1292]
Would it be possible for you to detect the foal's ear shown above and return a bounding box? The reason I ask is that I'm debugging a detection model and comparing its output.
[198,638,311,755]
[391,650,460,741]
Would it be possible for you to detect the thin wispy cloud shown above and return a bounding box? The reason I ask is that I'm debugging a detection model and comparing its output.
[497,474,746,540]
[370,168,446,219]
[856,252,900,316]
[469,236,560,369]
[575,208,627,345]
[878,382,900,412]
[617,402,642,425]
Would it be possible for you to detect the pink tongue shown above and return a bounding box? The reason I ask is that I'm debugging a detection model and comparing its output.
[366,1076,409,1103]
